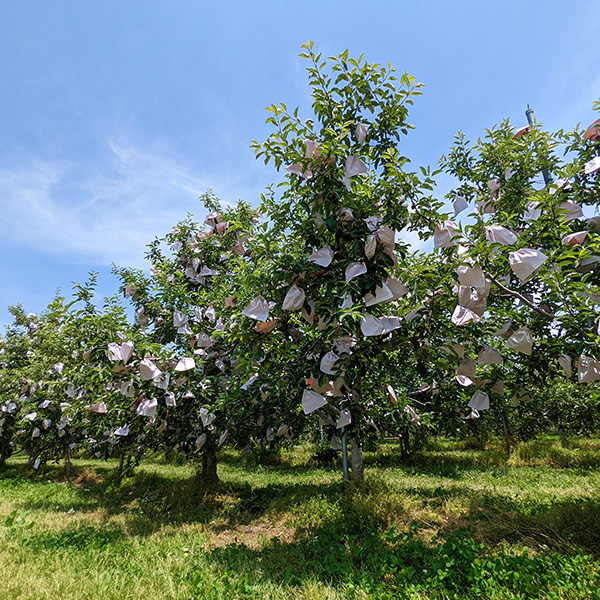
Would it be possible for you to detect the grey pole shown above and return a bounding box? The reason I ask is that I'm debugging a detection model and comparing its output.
[341,428,349,479]
[525,105,535,127]
[525,105,552,185]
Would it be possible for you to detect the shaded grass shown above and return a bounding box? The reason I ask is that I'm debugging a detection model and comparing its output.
[1,438,600,598]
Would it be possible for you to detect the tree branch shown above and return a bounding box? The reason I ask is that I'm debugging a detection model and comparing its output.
[487,274,555,318]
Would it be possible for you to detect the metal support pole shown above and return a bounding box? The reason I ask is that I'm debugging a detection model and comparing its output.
[341,428,349,480]
[525,105,552,185]
[525,105,535,127]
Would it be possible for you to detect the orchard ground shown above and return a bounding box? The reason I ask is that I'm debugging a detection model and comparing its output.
[2,437,600,599]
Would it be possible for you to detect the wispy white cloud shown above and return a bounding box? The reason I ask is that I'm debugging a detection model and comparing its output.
[0,137,256,269]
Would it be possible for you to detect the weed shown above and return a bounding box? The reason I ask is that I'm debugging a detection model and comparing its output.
[3,509,34,530]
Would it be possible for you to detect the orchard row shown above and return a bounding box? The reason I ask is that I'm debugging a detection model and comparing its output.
[2,45,600,480]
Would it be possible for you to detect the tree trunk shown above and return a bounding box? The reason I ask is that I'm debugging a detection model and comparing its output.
[117,453,138,480]
[350,439,364,480]
[64,447,72,480]
[500,402,517,453]
[201,446,219,485]
[349,371,365,480]
[399,427,411,459]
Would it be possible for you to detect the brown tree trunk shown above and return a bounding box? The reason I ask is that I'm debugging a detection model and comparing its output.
[64,447,72,480]
[350,439,364,480]
[201,445,219,485]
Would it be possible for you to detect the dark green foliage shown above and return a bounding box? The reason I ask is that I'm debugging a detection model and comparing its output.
[207,525,599,599]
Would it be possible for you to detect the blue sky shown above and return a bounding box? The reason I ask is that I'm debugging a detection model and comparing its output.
[1,1,599,328]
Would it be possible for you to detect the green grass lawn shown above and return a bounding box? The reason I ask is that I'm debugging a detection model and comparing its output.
[2,438,600,599]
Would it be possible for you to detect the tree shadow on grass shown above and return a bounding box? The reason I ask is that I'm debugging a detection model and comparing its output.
[22,524,126,553]
[10,470,600,599]
[459,493,600,556]
[4,458,349,537]
[4,458,600,561]
[191,517,600,599]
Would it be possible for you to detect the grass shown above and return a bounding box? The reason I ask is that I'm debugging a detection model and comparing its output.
[1,437,600,599]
